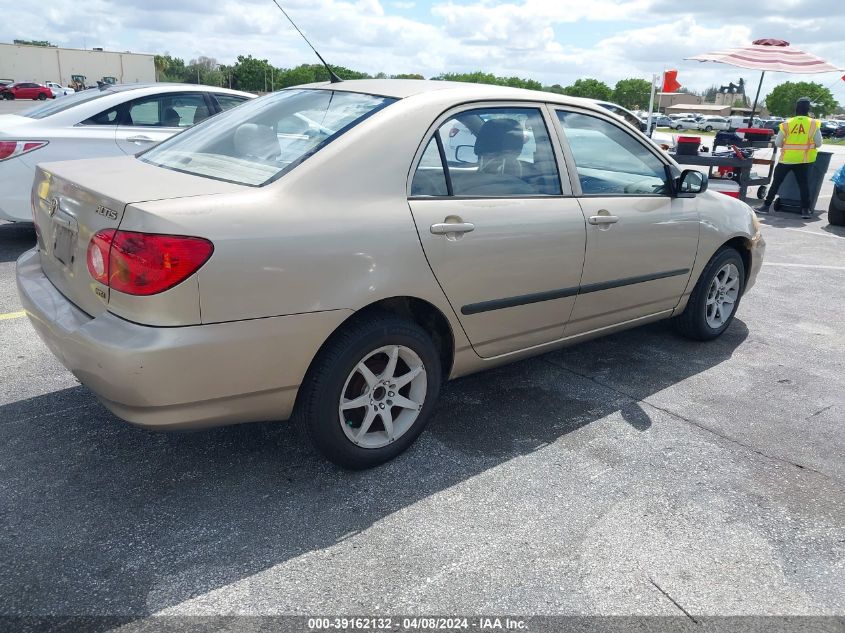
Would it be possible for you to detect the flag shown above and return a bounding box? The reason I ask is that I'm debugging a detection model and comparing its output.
[662,70,681,93]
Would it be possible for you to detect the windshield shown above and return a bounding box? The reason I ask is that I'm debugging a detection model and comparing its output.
[140,89,396,187]
[22,88,117,119]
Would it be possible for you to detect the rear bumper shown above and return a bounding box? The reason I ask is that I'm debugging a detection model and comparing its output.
[16,248,352,429]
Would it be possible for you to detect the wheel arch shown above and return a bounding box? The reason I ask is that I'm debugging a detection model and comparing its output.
[719,235,753,287]
[293,296,456,417]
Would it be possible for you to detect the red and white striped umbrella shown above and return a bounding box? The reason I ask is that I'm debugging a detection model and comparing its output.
[687,39,843,74]
[686,39,843,117]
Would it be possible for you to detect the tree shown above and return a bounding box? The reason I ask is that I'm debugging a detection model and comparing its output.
[391,73,424,80]
[766,81,839,117]
[703,84,720,102]
[612,78,651,109]
[13,39,55,47]
[562,78,613,101]
[184,56,223,86]
[154,55,186,82]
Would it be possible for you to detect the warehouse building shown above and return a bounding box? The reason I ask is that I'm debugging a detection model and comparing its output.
[0,43,155,87]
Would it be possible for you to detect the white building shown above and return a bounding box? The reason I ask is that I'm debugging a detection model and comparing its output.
[0,43,155,87]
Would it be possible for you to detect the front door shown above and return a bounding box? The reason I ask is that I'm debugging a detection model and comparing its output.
[552,108,700,336]
[114,92,209,154]
[408,105,587,358]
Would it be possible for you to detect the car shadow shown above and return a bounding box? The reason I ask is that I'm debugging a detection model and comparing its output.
[0,222,35,264]
[0,318,748,628]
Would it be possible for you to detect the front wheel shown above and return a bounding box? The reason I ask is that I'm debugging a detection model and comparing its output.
[674,248,745,341]
[296,313,442,469]
[705,125,713,132]
[37,93,46,100]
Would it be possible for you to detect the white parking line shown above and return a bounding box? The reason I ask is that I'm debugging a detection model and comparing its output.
[763,262,845,271]
[785,228,845,240]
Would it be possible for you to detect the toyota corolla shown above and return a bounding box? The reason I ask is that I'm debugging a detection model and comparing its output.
[16,80,765,468]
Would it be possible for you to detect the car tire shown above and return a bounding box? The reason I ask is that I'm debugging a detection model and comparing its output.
[705,125,713,132]
[757,185,767,200]
[37,93,47,100]
[674,248,746,341]
[829,197,845,226]
[296,312,442,469]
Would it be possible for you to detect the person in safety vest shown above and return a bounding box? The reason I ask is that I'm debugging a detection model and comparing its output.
[758,97,823,219]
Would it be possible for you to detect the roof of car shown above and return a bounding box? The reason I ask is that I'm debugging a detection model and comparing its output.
[298,78,603,109]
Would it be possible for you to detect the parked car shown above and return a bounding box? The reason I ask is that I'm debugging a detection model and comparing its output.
[726,115,764,130]
[45,81,75,98]
[671,117,699,130]
[653,115,673,128]
[16,80,765,468]
[820,120,839,138]
[0,83,254,222]
[0,82,53,100]
[591,100,648,132]
[697,116,729,132]
[835,123,845,138]
[761,119,782,132]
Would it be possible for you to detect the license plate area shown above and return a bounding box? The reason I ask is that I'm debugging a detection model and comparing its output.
[52,218,78,268]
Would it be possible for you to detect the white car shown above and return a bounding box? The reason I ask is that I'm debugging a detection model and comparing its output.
[45,82,74,98]
[671,117,699,131]
[0,83,254,222]
[697,116,729,132]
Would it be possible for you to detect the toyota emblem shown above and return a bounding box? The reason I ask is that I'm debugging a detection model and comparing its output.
[48,197,59,216]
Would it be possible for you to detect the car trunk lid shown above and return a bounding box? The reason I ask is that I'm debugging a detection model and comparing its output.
[31,155,243,318]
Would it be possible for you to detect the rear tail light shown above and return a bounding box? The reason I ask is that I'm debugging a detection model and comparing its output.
[87,230,213,296]
[0,141,48,162]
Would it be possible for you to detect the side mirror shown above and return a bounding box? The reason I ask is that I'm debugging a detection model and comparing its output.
[455,144,477,164]
[676,169,708,198]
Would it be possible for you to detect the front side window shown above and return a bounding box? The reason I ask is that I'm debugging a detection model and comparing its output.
[141,89,395,187]
[556,111,669,196]
[413,106,561,197]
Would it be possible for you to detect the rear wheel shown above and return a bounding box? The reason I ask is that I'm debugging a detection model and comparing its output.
[296,313,442,469]
[674,248,745,341]
[37,93,47,100]
[705,125,713,132]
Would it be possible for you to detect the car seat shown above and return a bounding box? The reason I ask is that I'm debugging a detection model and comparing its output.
[233,123,281,161]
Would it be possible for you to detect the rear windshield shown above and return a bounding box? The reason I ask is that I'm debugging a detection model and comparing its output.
[139,89,396,187]
[23,88,118,119]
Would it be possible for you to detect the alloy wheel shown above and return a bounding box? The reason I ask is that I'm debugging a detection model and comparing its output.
[338,345,427,449]
[705,263,740,329]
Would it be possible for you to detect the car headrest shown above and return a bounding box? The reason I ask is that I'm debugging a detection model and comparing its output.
[474,118,524,156]
[233,123,280,161]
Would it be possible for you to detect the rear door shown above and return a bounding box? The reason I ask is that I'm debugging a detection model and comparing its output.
[114,92,209,153]
[552,107,699,336]
[407,103,587,358]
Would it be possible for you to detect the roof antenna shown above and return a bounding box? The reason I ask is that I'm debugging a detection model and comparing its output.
[270,0,342,84]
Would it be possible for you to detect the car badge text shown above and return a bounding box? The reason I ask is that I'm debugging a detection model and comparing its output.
[95,205,118,220]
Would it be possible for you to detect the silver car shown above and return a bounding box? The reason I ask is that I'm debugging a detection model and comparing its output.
[17,80,765,468]
[0,83,253,222]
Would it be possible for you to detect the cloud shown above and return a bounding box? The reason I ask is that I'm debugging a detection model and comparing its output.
[0,0,842,99]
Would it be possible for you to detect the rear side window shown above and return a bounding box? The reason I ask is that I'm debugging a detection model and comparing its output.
[411,137,448,196]
[411,106,561,197]
[214,94,251,111]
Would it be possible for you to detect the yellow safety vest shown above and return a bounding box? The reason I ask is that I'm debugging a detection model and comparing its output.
[780,116,818,164]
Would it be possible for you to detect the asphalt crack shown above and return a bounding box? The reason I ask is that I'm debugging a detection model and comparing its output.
[649,577,699,624]
[541,358,836,483]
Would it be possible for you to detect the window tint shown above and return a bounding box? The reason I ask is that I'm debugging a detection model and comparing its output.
[82,106,120,125]
[214,94,250,111]
[557,111,669,196]
[436,107,561,197]
[411,136,448,196]
[125,93,207,128]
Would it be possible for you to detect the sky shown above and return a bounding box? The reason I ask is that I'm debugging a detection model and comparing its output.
[1,0,843,101]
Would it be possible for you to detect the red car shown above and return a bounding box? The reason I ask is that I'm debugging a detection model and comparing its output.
[0,82,53,100]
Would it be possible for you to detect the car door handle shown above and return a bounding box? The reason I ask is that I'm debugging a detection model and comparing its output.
[430,222,475,235]
[126,135,154,143]
[588,215,619,225]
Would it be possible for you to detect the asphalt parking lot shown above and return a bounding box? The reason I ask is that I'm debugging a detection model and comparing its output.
[1,97,844,628]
